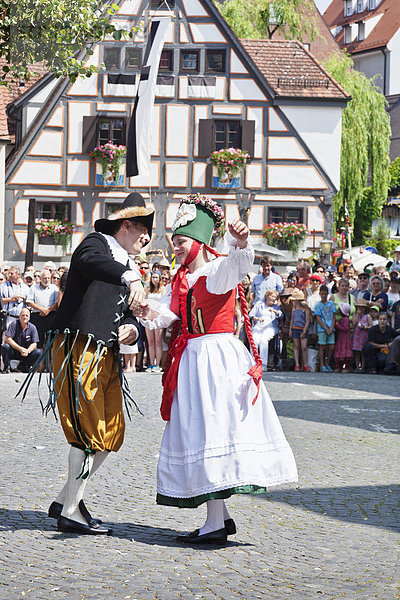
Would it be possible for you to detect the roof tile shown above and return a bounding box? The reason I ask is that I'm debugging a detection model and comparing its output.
[240,39,349,100]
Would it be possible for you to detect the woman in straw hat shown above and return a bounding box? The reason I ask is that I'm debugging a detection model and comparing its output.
[135,194,297,545]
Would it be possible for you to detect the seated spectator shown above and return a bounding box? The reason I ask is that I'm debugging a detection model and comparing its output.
[363,313,397,374]
[26,269,58,348]
[1,308,41,373]
[352,299,372,372]
[351,272,370,300]
[314,285,336,372]
[363,275,388,312]
[249,289,282,371]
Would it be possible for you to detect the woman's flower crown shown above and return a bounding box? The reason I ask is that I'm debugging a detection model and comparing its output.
[180,193,225,234]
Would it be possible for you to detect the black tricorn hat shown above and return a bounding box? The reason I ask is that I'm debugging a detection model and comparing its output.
[94,192,154,237]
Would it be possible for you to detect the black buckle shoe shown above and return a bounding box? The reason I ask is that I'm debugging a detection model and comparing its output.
[57,515,112,536]
[176,527,228,545]
[48,500,102,527]
[225,518,236,535]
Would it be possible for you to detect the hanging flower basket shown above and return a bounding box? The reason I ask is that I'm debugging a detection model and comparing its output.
[35,219,76,255]
[263,222,309,256]
[90,141,127,187]
[209,147,250,188]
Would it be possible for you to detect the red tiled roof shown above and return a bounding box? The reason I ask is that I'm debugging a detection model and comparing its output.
[240,39,349,100]
[323,0,400,54]
[0,59,48,141]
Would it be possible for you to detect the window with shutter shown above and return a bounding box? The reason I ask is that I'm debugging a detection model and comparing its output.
[198,119,255,157]
[82,116,129,153]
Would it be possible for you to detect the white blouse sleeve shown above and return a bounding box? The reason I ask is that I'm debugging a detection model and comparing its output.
[139,285,179,330]
[206,231,255,295]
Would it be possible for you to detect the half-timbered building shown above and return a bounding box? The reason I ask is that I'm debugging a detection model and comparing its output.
[4,0,349,263]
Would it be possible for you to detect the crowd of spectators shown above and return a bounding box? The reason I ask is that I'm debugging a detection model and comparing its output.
[1,244,400,376]
[242,252,400,375]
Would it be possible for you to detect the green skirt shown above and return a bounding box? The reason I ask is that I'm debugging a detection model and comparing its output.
[157,484,266,508]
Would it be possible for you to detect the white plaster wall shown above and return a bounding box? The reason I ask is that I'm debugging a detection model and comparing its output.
[387,28,400,96]
[280,105,343,190]
[353,51,385,92]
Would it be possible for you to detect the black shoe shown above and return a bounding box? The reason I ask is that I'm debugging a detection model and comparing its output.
[48,500,102,527]
[57,515,112,536]
[225,518,236,535]
[2,368,10,374]
[176,527,228,545]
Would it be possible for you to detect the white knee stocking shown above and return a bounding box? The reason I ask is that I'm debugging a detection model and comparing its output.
[55,450,109,505]
[199,499,225,535]
[60,447,93,524]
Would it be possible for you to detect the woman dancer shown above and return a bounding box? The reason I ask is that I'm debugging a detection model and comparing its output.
[135,194,297,545]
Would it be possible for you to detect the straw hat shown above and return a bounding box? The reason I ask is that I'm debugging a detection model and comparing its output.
[289,288,308,306]
[354,298,369,308]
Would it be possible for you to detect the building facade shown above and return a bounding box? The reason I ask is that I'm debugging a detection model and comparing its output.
[4,0,349,263]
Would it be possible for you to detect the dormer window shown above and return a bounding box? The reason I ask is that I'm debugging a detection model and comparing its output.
[357,0,364,12]
[369,0,376,8]
[357,21,365,40]
[344,24,353,44]
[345,0,353,17]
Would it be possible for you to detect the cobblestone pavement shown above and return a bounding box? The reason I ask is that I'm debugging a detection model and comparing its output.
[0,371,398,600]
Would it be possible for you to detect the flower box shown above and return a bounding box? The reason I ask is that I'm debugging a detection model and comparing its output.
[212,166,240,189]
[36,236,65,257]
[95,161,125,187]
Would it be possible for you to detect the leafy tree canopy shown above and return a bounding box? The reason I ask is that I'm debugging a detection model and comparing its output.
[0,0,134,84]
[323,52,391,239]
[214,0,317,42]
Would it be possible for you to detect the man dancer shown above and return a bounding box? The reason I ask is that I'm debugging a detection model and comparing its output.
[21,192,154,535]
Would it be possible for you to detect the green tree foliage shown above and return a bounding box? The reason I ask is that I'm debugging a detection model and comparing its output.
[323,52,391,239]
[214,0,317,42]
[0,0,134,84]
[389,155,400,191]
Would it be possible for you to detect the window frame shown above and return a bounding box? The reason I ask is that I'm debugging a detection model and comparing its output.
[98,117,126,146]
[105,203,123,218]
[180,49,200,73]
[357,21,365,41]
[267,207,303,225]
[357,0,364,12]
[103,47,121,71]
[159,49,174,72]
[205,49,226,73]
[214,119,241,151]
[149,0,175,7]
[125,48,142,71]
[36,201,72,221]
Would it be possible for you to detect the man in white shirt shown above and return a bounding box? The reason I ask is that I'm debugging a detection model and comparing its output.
[0,266,30,329]
[26,269,58,348]
[251,257,283,303]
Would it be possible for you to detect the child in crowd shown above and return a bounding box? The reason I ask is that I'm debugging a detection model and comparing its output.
[314,285,336,372]
[369,305,380,326]
[249,289,282,371]
[289,289,310,372]
[334,303,353,372]
[352,298,372,372]
[279,288,292,359]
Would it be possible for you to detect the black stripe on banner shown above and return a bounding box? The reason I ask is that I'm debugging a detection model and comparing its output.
[126,94,139,177]
[108,74,136,85]
[143,19,160,66]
